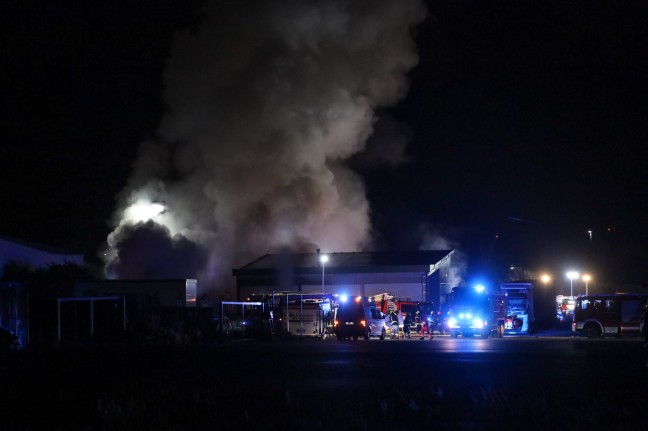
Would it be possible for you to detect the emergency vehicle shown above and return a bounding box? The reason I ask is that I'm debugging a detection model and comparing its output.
[556,295,576,322]
[334,296,388,340]
[369,293,434,335]
[278,293,332,337]
[445,285,507,338]
[500,282,535,335]
[572,293,648,339]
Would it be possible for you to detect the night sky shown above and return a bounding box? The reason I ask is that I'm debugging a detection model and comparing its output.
[2,1,647,288]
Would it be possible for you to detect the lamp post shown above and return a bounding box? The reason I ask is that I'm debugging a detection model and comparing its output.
[566,271,579,298]
[582,274,591,296]
[320,254,329,294]
[540,274,552,308]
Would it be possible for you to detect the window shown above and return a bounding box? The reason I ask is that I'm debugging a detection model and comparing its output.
[605,300,616,313]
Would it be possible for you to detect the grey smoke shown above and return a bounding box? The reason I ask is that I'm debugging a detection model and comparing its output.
[107,220,208,279]
[418,224,465,288]
[104,0,427,295]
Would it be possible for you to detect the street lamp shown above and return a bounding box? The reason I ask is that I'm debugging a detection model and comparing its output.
[539,274,552,305]
[566,271,579,298]
[582,274,591,296]
[320,254,329,294]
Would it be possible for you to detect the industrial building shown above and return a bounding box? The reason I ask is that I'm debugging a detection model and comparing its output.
[232,250,455,307]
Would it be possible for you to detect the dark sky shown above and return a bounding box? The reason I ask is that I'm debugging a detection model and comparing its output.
[2,1,647,286]
[363,1,648,285]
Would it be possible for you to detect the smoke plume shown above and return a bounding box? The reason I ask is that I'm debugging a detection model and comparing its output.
[104,0,427,295]
[418,224,466,288]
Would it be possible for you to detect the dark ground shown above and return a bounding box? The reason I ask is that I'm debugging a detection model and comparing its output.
[1,332,646,431]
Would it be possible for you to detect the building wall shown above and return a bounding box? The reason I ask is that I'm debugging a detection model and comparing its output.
[428,255,455,307]
[238,276,429,302]
[234,252,455,304]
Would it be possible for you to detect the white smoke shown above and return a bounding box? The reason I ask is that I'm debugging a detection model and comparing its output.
[418,224,465,288]
[104,0,427,295]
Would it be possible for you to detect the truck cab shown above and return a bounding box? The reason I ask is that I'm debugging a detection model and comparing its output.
[446,286,506,338]
[500,283,535,335]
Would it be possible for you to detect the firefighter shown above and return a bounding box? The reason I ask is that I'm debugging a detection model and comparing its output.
[419,314,434,340]
[403,312,412,339]
[427,311,435,340]
[419,318,428,340]
[388,311,399,339]
[495,299,506,338]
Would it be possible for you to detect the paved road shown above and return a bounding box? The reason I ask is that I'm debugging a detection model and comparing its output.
[220,334,648,430]
[1,335,646,430]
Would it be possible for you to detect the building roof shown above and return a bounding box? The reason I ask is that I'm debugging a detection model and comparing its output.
[0,235,85,275]
[233,250,454,276]
[0,234,82,256]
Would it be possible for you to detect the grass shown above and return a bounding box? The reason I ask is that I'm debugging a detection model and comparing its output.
[1,340,646,431]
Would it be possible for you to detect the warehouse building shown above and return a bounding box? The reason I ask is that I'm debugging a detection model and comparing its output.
[232,250,455,307]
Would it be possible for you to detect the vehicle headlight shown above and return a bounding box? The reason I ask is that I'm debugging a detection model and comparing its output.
[472,318,483,328]
[448,317,458,328]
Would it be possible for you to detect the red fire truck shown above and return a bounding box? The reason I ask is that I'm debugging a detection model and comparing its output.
[369,293,435,335]
[572,293,648,339]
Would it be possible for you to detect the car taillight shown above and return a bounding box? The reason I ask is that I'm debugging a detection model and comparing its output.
[361,320,366,327]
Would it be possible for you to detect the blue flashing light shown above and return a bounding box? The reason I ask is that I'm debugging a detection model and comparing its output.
[474,284,485,293]
[340,294,348,303]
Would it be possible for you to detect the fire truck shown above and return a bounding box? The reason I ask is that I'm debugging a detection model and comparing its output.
[500,282,535,335]
[369,293,435,335]
[572,293,648,338]
[445,285,507,338]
